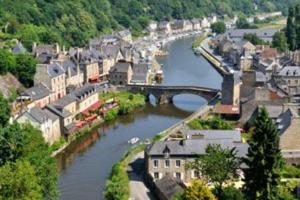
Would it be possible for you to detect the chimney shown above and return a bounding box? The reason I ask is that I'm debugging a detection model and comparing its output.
[32,42,37,54]
[68,66,71,78]
[55,43,60,54]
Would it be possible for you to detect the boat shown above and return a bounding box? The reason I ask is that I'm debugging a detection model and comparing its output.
[128,137,140,144]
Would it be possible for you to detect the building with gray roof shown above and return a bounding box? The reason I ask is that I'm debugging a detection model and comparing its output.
[16,107,61,144]
[145,130,248,183]
[226,29,279,42]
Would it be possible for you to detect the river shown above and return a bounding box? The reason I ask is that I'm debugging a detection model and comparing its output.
[57,36,222,200]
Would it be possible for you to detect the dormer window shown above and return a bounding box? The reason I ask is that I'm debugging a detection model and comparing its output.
[163,145,170,158]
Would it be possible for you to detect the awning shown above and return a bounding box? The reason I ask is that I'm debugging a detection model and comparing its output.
[89,75,99,81]
[82,101,102,115]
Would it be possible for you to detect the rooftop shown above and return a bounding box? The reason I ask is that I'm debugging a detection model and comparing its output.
[22,84,51,100]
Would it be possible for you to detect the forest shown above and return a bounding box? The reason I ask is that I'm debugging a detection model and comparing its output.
[0,0,298,47]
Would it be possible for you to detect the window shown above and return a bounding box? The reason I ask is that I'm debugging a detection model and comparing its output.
[153,160,159,168]
[175,172,181,179]
[154,172,159,179]
[165,160,170,168]
[175,160,181,167]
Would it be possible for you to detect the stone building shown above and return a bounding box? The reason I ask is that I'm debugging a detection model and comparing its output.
[20,84,52,108]
[109,61,133,85]
[145,130,247,183]
[34,63,66,101]
[273,66,300,95]
[46,95,77,135]
[221,72,242,106]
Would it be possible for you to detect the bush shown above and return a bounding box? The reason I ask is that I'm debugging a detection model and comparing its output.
[218,186,244,200]
[281,164,300,178]
[188,116,233,130]
[104,162,129,200]
[104,108,119,122]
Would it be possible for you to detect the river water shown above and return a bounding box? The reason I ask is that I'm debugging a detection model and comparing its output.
[57,36,222,200]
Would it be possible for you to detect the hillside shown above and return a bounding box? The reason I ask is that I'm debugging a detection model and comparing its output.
[0,0,298,47]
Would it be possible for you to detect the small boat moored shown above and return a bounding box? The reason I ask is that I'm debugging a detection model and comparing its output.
[128,137,140,144]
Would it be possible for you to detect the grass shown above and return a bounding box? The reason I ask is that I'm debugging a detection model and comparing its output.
[192,33,207,49]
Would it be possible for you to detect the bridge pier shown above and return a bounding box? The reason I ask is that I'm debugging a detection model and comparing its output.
[157,95,173,104]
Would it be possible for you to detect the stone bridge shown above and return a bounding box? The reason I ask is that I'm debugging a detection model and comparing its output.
[126,84,221,104]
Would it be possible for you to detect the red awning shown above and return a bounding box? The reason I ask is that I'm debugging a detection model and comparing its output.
[82,101,102,115]
[89,75,99,81]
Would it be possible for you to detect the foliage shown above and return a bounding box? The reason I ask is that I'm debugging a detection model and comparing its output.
[242,107,284,200]
[188,115,233,130]
[277,180,298,200]
[0,0,297,46]
[0,160,43,200]
[0,93,11,127]
[211,21,226,34]
[104,162,129,200]
[0,123,58,199]
[190,144,240,198]
[286,4,300,51]
[0,123,24,165]
[236,17,257,29]
[281,164,300,178]
[49,137,66,153]
[191,33,207,49]
[244,33,268,45]
[104,108,119,122]
[218,186,244,200]
[272,31,288,52]
[182,180,216,200]
[0,49,37,87]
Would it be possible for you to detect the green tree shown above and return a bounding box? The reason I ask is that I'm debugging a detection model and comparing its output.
[272,32,288,53]
[182,180,216,200]
[0,93,11,127]
[286,6,297,50]
[190,144,240,199]
[0,123,23,166]
[0,160,43,200]
[236,16,251,29]
[21,124,58,199]
[0,49,16,74]
[219,186,244,200]
[211,21,226,34]
[13,53,37,87]
[244,33,267,45]
[242,107,284,200]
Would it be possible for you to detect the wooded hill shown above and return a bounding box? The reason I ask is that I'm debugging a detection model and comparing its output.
[0,0,298,47]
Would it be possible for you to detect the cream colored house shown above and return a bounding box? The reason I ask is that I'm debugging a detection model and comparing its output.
[16,107,61,144]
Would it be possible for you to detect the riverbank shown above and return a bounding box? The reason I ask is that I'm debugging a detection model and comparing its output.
[196,37,230,76]
[51,91,146,157]
[104,104,213,199]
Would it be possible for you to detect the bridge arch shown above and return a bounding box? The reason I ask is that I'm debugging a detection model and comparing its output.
[127,84,220,104]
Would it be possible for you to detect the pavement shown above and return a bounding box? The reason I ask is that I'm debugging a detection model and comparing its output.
[129,152,156,200]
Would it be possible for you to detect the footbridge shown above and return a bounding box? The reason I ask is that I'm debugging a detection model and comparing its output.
[126,84,221,104]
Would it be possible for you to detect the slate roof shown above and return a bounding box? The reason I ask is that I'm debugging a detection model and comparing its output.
[69,83,98,101]
[226,29,279,42]
[184,130,242,142]
[52,95,76,108]
[110,62,131,73]
[19,107,58,125]
[23,84,51,100]
[256,71,267,83]
[12,42,26,54]
[46,63,65,77]
[277,66,300,77]
[46,104,73,118]
[147,139,248,158]
[155,175,185,200]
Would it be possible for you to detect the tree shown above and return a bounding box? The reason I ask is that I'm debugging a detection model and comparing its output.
[219,186,244,200]
[286,6,297,51]
[272,32,288,53]
[243,107,284,200]
[211,21,226,34]
[0,123,23,166]
[236,16,251,29]
[244,33,267,45]
[0,49,16,74]
[13,53,37,87]
[0,160,43,200]
[182,180,216,200]
[0,93,11,127]
[190,144,240,199]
